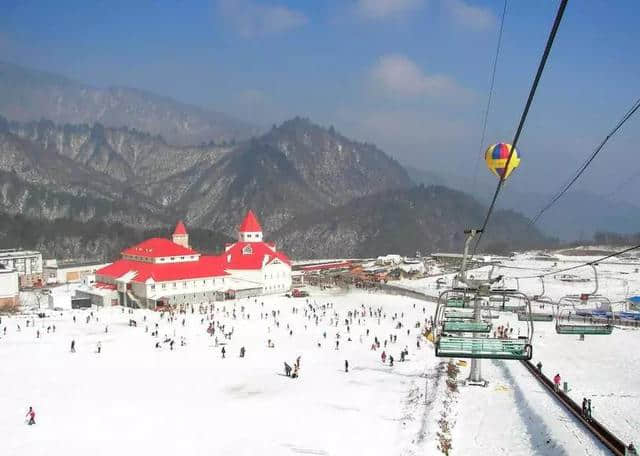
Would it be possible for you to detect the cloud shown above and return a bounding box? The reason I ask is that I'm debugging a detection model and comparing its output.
[369,54,471,100]
[217,0,308,38]
[445,0,494,30]
[356,0,425,20]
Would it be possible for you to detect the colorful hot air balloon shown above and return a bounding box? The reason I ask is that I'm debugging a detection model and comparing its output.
[485,143,520,180]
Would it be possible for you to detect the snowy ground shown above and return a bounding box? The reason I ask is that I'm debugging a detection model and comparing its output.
[3,254,640,455]
[397,254,640,453]
[2,290,444,456]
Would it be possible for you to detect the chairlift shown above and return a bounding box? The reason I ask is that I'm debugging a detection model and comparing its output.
[554,305,613,336]
[433,290,533,360]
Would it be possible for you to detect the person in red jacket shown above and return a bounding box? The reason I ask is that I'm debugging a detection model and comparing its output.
[26,406,36,425]
[553,373,561,392]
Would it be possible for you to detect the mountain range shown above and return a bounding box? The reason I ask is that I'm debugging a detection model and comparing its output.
[406,166,640,241]
[0,61,256,146]
[0,62,550,260]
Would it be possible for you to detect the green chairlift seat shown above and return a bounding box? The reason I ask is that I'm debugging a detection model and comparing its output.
[445,298,467,308]
[555,324,613,335]
[443,321,492,333]
[444,309,475,320]
[435,336,532,360]
[519,312,553,322]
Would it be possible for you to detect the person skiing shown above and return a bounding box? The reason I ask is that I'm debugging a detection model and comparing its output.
[553,373,561,392]
[96,342,102,354]
[70,340,76,353]
[284,362,292,377]
[344,360,349,373]
[389,355,394,367]
[25,406,36,425]
[240,346,245,358]
[381,351,387,363]
[221,346,226,358]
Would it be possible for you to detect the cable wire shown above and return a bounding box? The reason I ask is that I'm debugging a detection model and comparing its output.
[470,0,508,198]
[472,0,569,255]
[510,243,640,279]
[529,96,640,226]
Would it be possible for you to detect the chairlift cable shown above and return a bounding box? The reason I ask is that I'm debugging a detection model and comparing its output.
[510,243,640,280]
[472,0,569,255]
[528,96,640,226]
[470,0,508,199]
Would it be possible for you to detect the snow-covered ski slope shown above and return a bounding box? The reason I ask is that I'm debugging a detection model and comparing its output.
[397,253,640,453]
[3,292,444,456]
[3,252,639,455]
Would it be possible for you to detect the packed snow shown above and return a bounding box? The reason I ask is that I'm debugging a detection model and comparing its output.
[3,253,640,455]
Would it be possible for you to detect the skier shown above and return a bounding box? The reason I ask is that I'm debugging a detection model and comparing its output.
[344,360,349,373]
[284,362,292,377]
[240,346,246,358]
[389,355,394,367]
[553,373,561,392]
[70,340,76,353]
[25,406,36,425]
[221,346,226,358]
[96,342,102,354]
[381,351,387,364]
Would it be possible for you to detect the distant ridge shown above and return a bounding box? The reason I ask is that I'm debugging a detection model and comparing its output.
[0,61,257,145]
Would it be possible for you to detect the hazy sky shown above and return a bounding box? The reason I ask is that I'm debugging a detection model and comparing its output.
[1,0,639,204]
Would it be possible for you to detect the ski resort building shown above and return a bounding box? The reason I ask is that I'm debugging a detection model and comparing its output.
[221,210,292,296]
[86,211,292,308]
[0,264,19,310]
[0,249,43,288]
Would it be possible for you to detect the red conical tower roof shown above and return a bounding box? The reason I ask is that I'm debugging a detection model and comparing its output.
[173,220,187,235]
[238,210,262,232]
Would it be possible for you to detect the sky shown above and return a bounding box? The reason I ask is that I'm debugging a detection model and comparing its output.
[1,0,639,206]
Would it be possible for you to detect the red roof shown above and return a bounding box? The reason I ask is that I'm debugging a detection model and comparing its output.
[222,241,290,270]
[238,210,262,232]
[122,238,197,258]
[173,221,187,235]
[96,256,228,283]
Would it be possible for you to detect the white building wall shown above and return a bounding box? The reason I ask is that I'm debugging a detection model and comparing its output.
[0,269,19,298]
[0,251,43,275]
[239,231,263,242]
[144,277,228,301]
[262,261,292,294]
[226,269,263,288]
